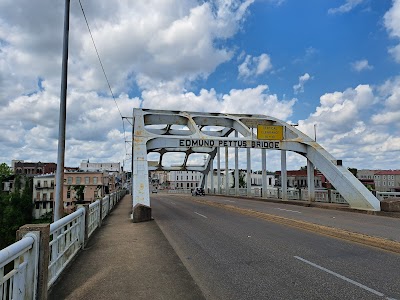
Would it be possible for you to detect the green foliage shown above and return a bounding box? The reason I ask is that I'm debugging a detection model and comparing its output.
[0,175,33,250]
[348,168,358,177]
[231,171,247,188]
[71,185,85,202]
[0,163,12,181]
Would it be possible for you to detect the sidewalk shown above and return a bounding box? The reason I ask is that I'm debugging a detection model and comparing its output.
[48,194,205,300]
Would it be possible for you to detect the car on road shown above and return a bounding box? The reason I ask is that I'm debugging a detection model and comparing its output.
[192,187,205,196]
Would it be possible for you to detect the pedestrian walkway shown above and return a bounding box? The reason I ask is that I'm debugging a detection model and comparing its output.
[48,194,205,300]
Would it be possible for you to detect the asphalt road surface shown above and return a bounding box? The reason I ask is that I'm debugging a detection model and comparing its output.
[152,194,400,300]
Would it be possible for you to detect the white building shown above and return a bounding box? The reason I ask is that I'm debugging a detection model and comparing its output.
[80,160,121,173]
[32,174,55,219]
[167,170,203,190]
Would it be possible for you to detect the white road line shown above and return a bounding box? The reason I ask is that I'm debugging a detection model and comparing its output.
[294,256,387,298]
[222,200,235,203]
[275,208,301,213]
[194,212,208,218]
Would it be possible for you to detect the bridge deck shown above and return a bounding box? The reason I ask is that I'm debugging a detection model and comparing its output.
[48,194,400,299]
[48,194,205,300]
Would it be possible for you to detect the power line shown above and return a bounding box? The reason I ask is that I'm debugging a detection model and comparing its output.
[78,0,131,156]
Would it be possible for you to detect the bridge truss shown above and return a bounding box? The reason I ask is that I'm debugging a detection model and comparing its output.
[131,108,380,222]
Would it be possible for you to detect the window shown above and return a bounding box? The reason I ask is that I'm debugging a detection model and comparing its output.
[67,177,72,184]
[37,180,41,187]
[50,192,54,200]
[76,177,81,184]
[67,191,71,199]
[43,193,47,200]
[93,177,98,184]
[383,181,386,186]
[44,180,48,187]
[51,180,54,187]
[36,192,40,201]
[383,175,386,180]
[85,177,90,184]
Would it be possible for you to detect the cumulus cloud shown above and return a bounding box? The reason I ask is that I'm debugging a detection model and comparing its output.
[351,59,373,72]
[293,73,311,94]
[141,84,296,120]
[0,0,263,167]
[238,53,272,79]
[384,0,400,62]
[328,0,365,15]
[297,83,400,169]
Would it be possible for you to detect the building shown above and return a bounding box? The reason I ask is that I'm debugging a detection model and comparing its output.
[12,160,57,176]
[79,160,121,173]
[167,170,203,190]
[374,170,400,192]
[275,170,322,189]
[32,174,55,219]
[357,169,376,190]
[63,170,108,213]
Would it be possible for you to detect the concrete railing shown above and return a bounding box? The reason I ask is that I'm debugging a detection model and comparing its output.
[0,189,128,300]
[207,187,348,204]
[376,192,400,201]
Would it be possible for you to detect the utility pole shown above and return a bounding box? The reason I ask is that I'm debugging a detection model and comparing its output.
[54,0,71,221]
[314,123,317,142]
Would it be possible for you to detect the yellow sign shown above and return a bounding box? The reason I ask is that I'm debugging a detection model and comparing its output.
[257,125,283,140]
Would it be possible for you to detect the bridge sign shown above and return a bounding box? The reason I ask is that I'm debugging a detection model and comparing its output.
[257,125,283,140]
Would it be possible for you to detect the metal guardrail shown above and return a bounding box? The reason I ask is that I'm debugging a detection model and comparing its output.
[0,189,128,300]
[48,208,85,287]
[207,187,349,204]
[376,192,400,201]
[0,234,39,300]
[88,200,101,238]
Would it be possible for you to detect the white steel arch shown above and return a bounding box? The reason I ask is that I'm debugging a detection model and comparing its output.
[131,108,380,222]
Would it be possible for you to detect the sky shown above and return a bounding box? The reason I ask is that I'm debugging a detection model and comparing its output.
[0,0,400,172]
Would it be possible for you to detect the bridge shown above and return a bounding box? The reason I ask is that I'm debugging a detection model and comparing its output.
[1,109,400,299]
[132,108,380,222]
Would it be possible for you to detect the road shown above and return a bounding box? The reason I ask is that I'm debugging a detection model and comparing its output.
[152,194,400,300]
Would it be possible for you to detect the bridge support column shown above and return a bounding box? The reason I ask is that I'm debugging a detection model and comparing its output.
[217,147,221,194]
[132,135,151,222]
[307,159,315,202]
[262,148,267,198]
[247,148,251,196]
[281,150,287,200]
[210,157,214,194]
[235,132,239,196]
[225,146,229,195]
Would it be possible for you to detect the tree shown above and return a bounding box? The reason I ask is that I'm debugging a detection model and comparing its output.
[0,175,33,250]
[0,163,12,181]
[348,168,357,177]
[71,185,85,202]
[231,171,247,188]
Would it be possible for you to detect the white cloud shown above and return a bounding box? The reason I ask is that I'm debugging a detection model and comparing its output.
[297,83,400,169]
[141,84,296,120]
[351,59,373,72]
[293,73,311,94]
[238,53,272,79]
[384,0,400,62]
[328,0,365,15]
[0,0,259,167]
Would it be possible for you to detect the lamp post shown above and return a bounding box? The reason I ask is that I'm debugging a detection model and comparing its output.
[54,0,71,221]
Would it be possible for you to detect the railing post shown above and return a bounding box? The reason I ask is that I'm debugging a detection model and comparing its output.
[328,189,332,203]
[76,204,89,247]
[17,224,50,300]
[99,197,103,227]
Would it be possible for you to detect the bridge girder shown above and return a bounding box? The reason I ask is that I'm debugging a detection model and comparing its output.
[131,109,380,222]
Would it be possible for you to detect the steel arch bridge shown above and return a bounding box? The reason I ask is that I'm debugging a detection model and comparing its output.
[131,108,380,222]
